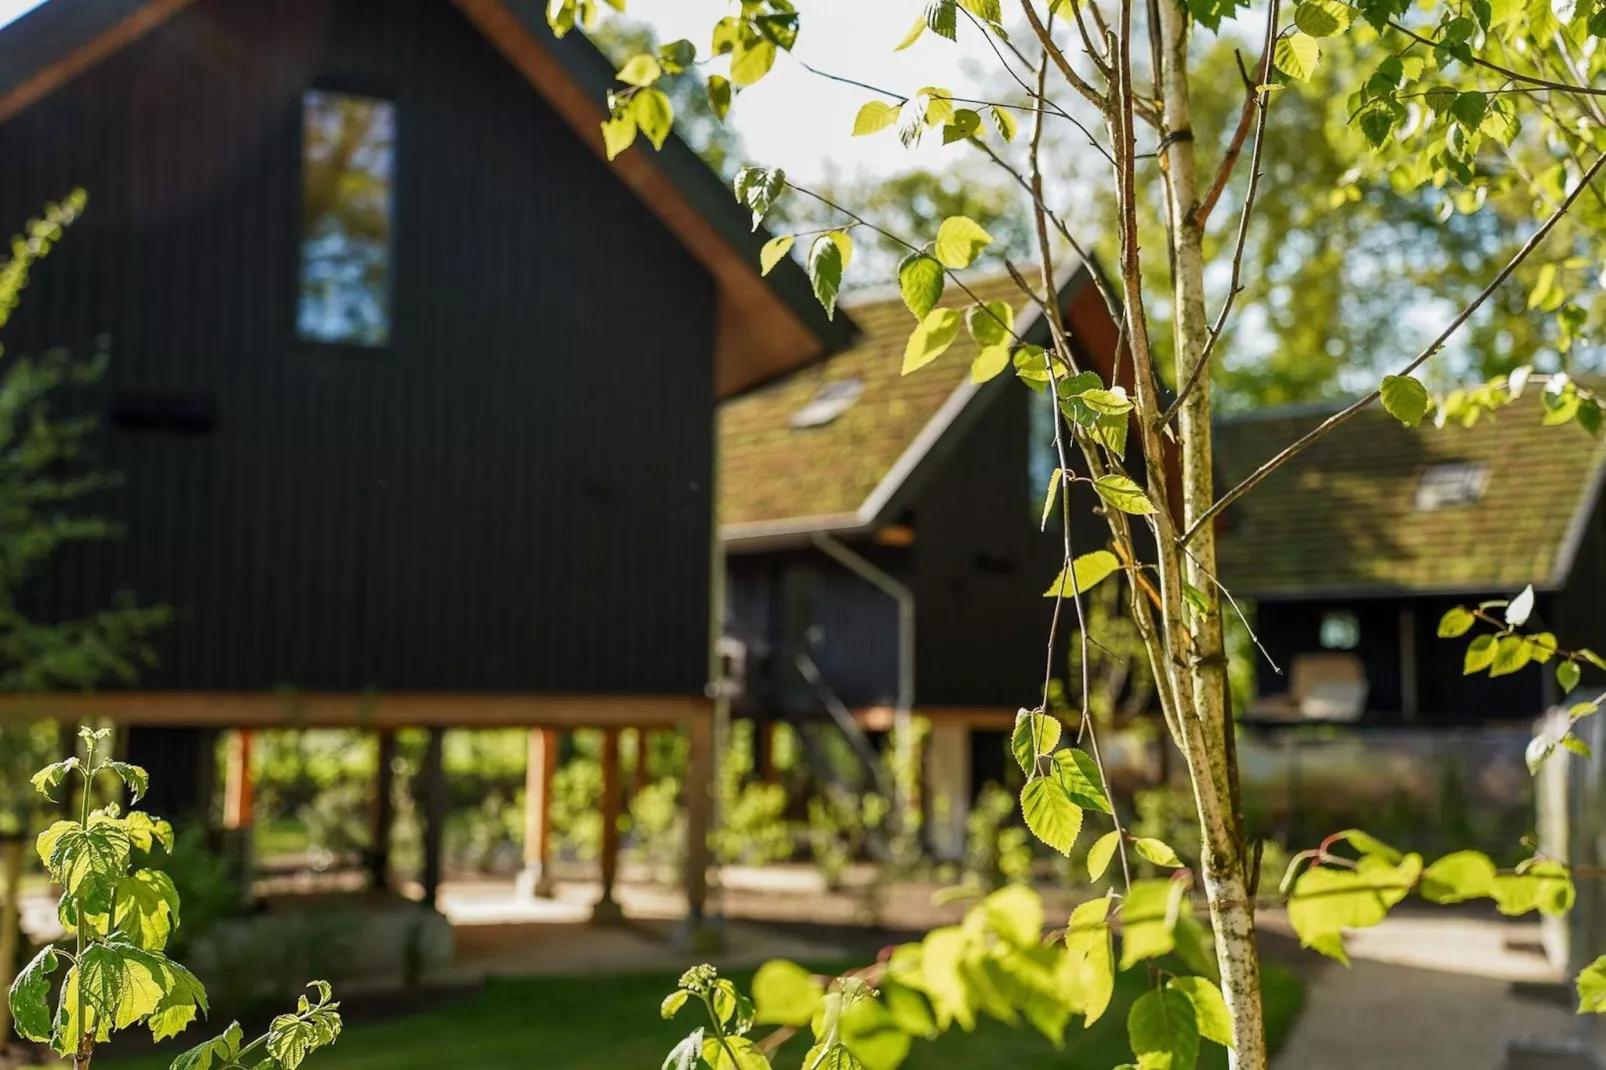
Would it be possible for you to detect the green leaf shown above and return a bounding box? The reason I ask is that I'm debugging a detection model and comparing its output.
[1043,550,1121,598]
[971,345,1010,383]
[854,100,901,136]
[8,945,58,1042]
[1380,374,1430,426]
[1168,977,1232,1049]
[893,15,926,50]
[601,115,636,161]
[759,235,794,277]
[1053,749,1113,814]
[941,108,982,144]
[1578,955,1606,1013]
[268,1014,320,1070]
[1419,850,1496,904]
[1489,634,1532,678]
[841,996,911,1070]
[171,1022,245,1070]
[658,38,696,74]
[707,75,732,120]
[1092,474,1155,515]
[1437,606,1475,638]
[1121,879,1187,969]
[31,757,80,801]
[901,308,964,375]
[1559,661,1582,694]
[934,216,993,269]
[1450,90,1488,128]
[965,301,1013,347]
[983,884,1045,950]
[730,36,777,87]
[45,821,131,894]
[1273,32,1321,81]
[1491,860,1573,917]
[616,54,662,87]
[989,106,1019,142]
[663,1029,705,1070]
[925,0,958,40]
[103,761,150,804]
[661,990,690,1019]
[1012,709,1062,774]
[122,812,174,854]
[1134,838,1183,868]
[1076,388,1134,415]
[1066,896,1114,1026]
[1128,988,1199,1070]
[1288,855,1422,960]
[1088,831,1121,882]
[1464,635,1498,675]
[752,960,823,1027]
[1507,584,1536,627]
[1019,777,1082,856]
[897,253,945,320]
[146,958,209,1042]
[702,1034,770,1070]
[1332,829,1403,864]
[1294,0,1351,34]
[807,235,845,320]
[632,88,674,150]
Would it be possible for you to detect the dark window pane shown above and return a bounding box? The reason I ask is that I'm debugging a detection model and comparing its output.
[298,90,394,346]
[1028,386,1057,517]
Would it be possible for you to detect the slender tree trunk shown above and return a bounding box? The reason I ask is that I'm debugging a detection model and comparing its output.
[0,836,24,1049]
[1156,2,1269,1066]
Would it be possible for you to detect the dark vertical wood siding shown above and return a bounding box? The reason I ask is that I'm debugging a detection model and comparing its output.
[0,0,716,695]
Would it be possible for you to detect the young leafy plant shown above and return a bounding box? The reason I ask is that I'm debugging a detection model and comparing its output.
[8,728,342,1070]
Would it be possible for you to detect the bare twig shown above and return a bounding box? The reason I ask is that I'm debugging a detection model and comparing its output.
[1183,149,1606,544]
[1194,48,1265,229]
[1019,0,1113,116]
[1387,19,1606,98]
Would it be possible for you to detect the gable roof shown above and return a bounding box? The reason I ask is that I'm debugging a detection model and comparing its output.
[0,0,855,399]
[1214,394,1606,599]
[720,264,1116,547]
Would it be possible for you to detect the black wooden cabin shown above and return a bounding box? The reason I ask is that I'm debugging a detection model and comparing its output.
[718,266,1135,858]
[0,0,854,912]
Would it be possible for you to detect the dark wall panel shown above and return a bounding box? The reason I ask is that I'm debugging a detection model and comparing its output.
[0,0,716,695]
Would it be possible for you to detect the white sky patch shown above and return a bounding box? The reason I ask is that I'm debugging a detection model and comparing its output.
[625,0,1010,184]
[0,0,45,29]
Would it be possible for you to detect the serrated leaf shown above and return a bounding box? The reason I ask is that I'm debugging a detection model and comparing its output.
[925,0,958,40]
[1274,32,1321,80]
[702,1034,770,1070]
[1043,550,1121,598]
[1579,956,1606,1013]
[1420,850,1496,903]
[941,108,982,144]
[1066,896,1114,1025]
[965,300,1013,347]
[1134,838,1183,868]
[1019,777,1082,855]
[171,1021,244,1070]
[1092,474,1155,515]
[1169,976,1233,1049]
[663,1029,705,1070]
[853,100,901,137]
[1380,374,1430,426]
[897,253,945,320]
[752,960,823,1026]
[1012,709,1062,774]
[807,235,845,319]
[901,308,964,375]
[632,88,674,150]
[1492,860,1573,917]
[1464,635,1498,675]
[989,106,1018,142]
[1128,988,1199,1070]
[1120,879,1187,969]
[1288,854,1422,959]
[1437,606,1475,638]
[1559,661,1582,694]
[730,36,777,87]
[617,54,662,87]
[45,821,131,894]
[8,946,58,1042]
[31,757,79,801]
[1506,584,1536,627]
[1490,634,1532,678]
[841,996,910,1070]
[1088,831,1121,882]
[1294,0,1351,34]
[934,216,993,269]
[1053,749,1113,814]
[759,235,794,277]
[971,345,1010,383]
[103,761,149,804]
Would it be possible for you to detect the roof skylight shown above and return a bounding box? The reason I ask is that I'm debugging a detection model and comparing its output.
[1414,462,1489,511]
[791,379,863,429]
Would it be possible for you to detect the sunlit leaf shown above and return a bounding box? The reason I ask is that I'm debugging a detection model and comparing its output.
[1011,709,1062,774]
[1087,830,1121,882]
[1169,976,1233,1049]
[1019,777,1082,856]
[934,216,993,269]
[901,308,964,374]
[1380,374,1430,426]
[1043,550,1121,598]
[759,235,794,277]
[752,961,823,1027]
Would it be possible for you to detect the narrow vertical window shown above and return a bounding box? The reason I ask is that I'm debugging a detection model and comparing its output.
[298,89,395,346]
[1027,386,1058,518]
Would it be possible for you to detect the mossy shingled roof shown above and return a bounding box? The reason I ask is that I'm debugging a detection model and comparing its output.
[719,275,1031,529]
[1214,393,1606,597]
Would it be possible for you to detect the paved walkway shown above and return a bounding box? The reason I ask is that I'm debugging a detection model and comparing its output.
[1269,912,1603,1070]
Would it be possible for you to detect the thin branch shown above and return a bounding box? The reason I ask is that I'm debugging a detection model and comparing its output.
[1194,48,1263,229]
[1183,149,1606,544]
[1159,0,1279,430]
[1386,19,1606,98]
[1019,0,1112,116]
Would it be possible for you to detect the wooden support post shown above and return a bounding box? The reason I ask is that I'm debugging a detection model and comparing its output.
[222,730,254,829]
[0,836,24,1049]
[683,712,714,930]
[420,727,447,909]
[591,728,624,924]
[759,720,778,784]
[369,730,397,891]
[632,728,650,798]
[516,728,557,898]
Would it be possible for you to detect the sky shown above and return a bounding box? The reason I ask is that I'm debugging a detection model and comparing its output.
[0,0,1005,186]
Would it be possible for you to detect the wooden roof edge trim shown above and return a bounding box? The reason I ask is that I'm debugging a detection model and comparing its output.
[722,511,868,551]
[0,691,712,728]
[1230,576,1568,602]
[0,0,196,125]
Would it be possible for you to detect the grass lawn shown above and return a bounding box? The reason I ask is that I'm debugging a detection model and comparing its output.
[108,959,1303,1070]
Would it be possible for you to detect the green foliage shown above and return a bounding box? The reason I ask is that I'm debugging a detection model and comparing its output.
[8,732,340,1069]
[1042,551,1121,599]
